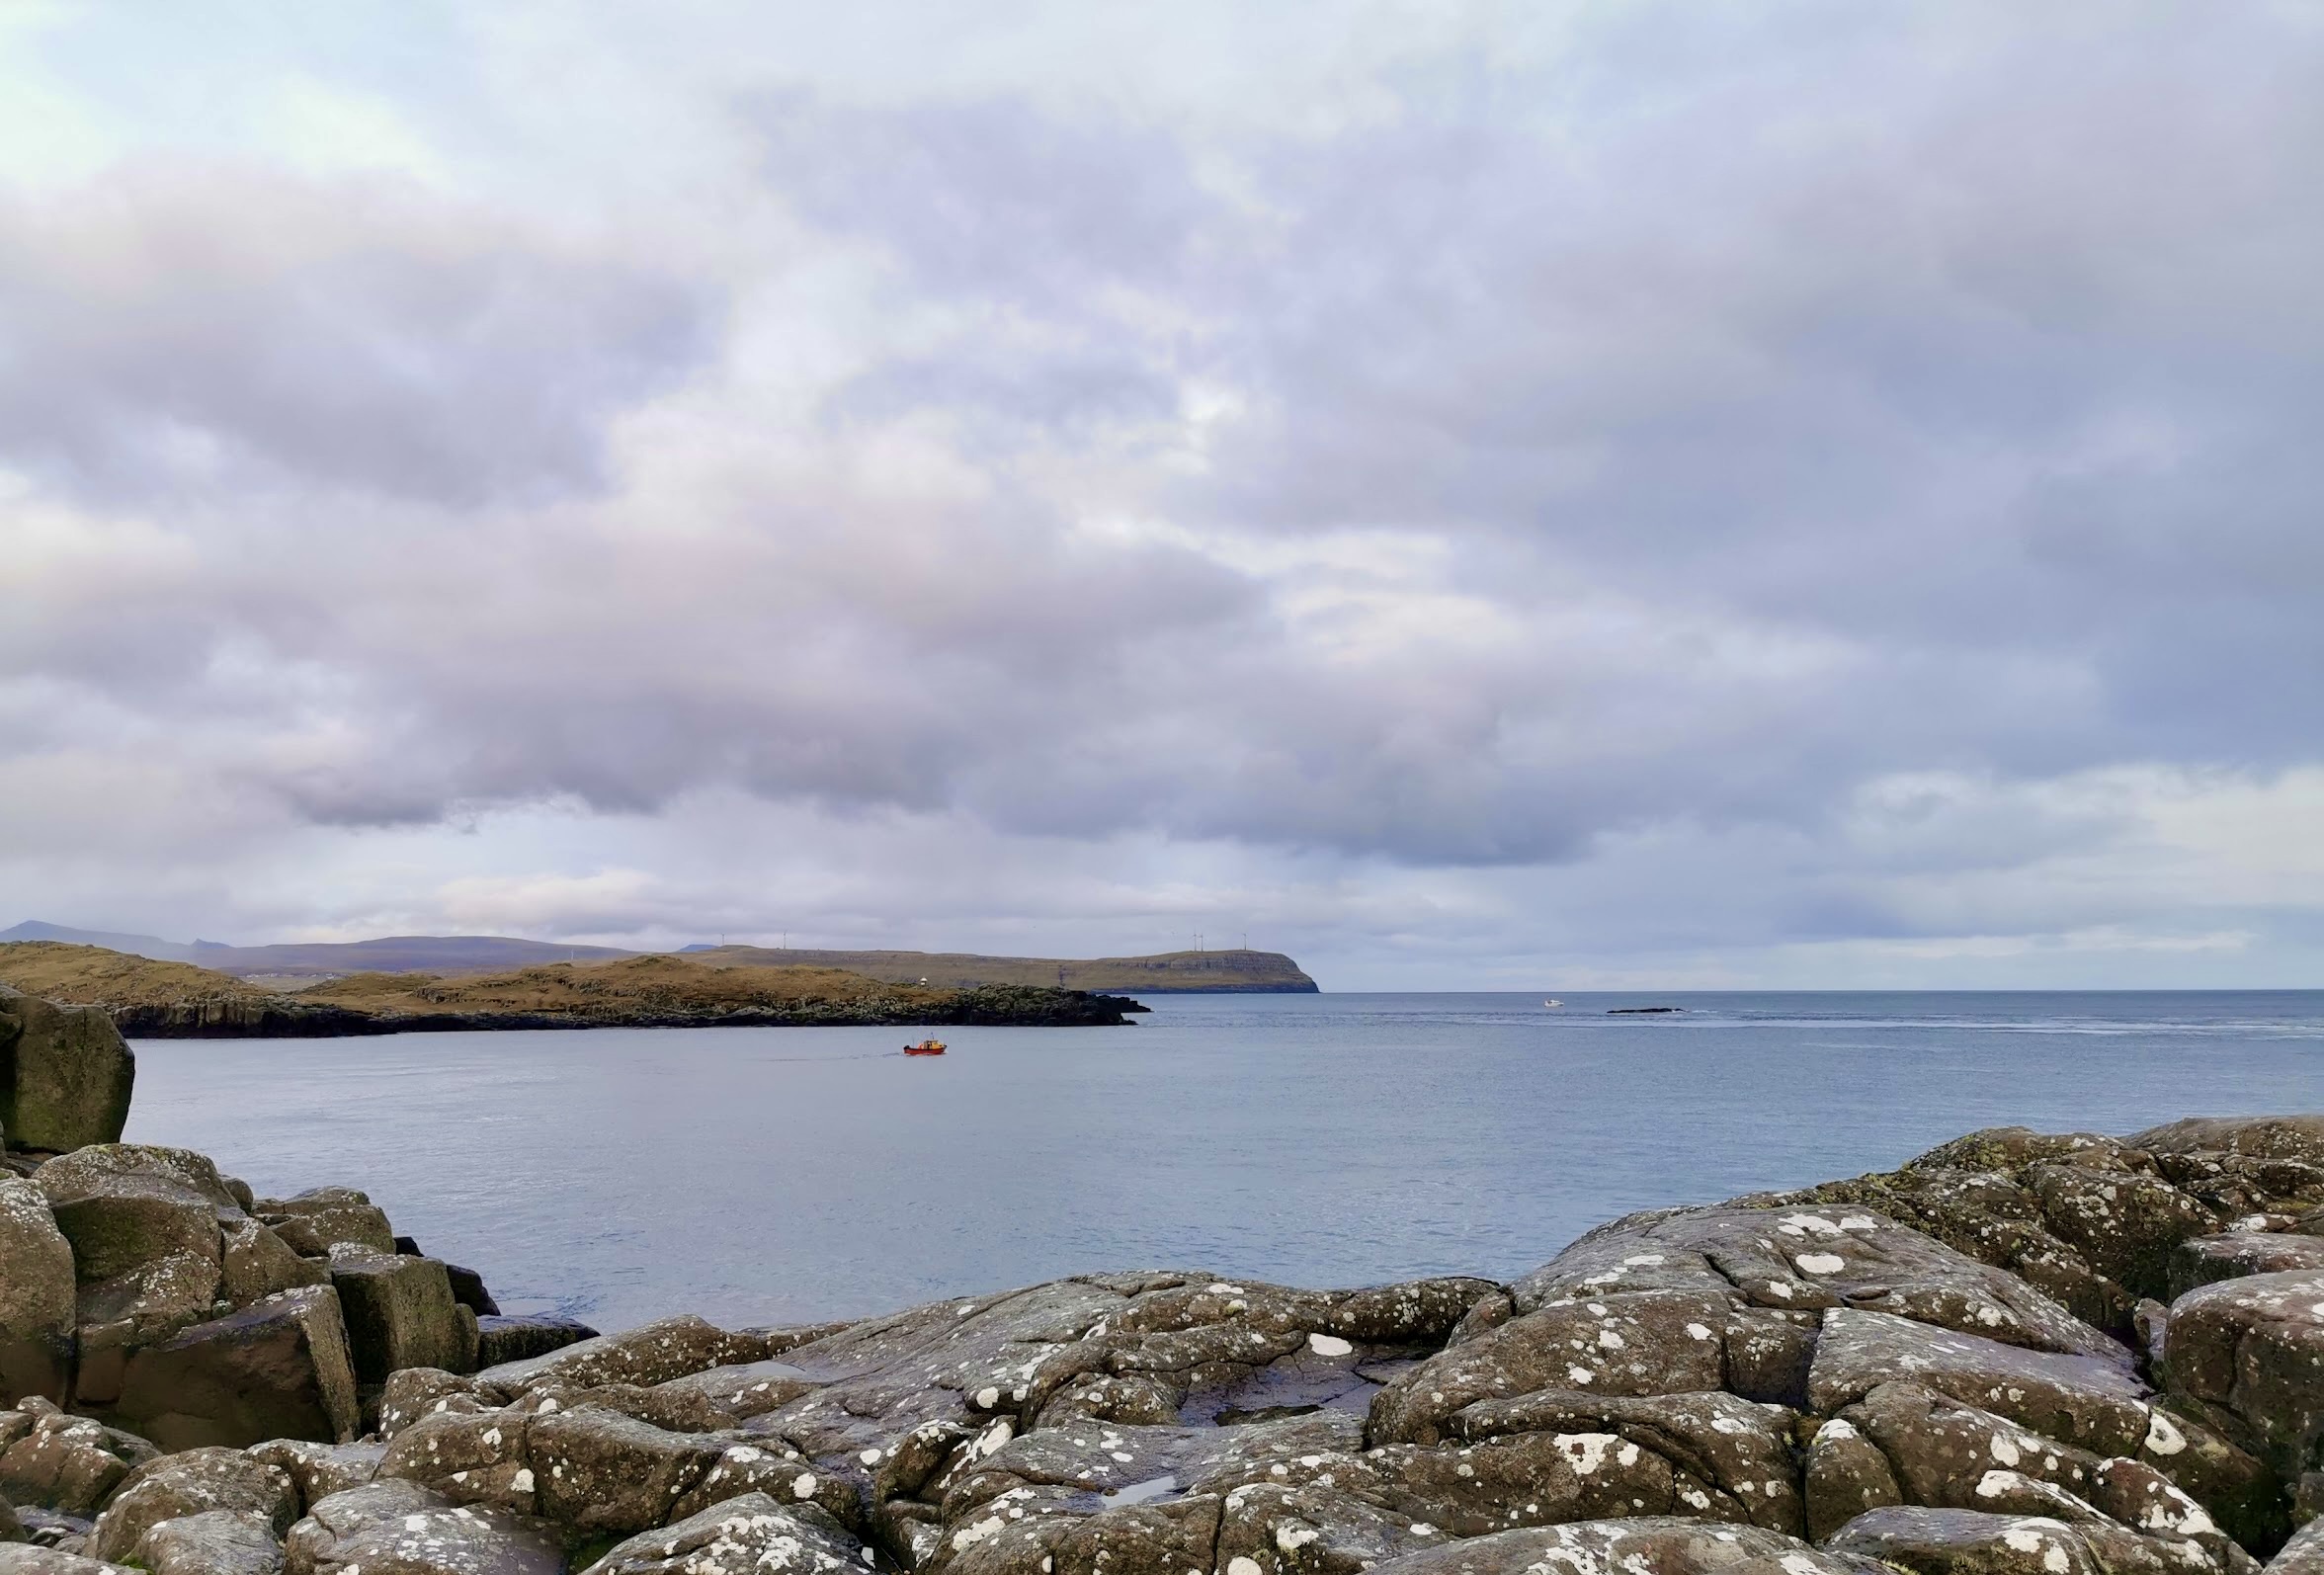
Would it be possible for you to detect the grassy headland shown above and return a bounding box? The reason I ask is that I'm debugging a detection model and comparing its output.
[0,943,1144,1036]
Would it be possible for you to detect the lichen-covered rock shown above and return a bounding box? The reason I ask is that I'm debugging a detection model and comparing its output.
[34,1146,227,1308]
[2170,1234,2324,1302]
[87,1446,295,1563]
[104,1285,360,1450]
[1317,1516,1877,1575]
[657,1358,819,1423]
[327,1250,469,1382]
[2163,1268,2324,1486]
[474,1313,598,1369]
[375,1405,538,1517]
[0,1178,74,1404]
[257,1190,395,1259]
[1824,1503,2240,1575]
[221,1216,329,1309]
[582,1491,865,1575]
[126,1508,286,1575]
[282,1479,561,1574]
[526,1402,729,1535]
[244,1439,384,1511]
[0,986,133,1156]
[0,1405,159,1516]
[477,1314,770,1394]
[1806,1308,2149,1454]
[0,1546,137,1574]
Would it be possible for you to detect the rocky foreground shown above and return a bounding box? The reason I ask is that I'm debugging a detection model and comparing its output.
[13,988,2324,1571]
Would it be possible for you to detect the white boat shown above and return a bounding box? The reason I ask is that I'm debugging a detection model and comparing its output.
[1543,998,1563,1008]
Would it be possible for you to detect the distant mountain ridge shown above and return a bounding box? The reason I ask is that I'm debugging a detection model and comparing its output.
[0,922,1318,992]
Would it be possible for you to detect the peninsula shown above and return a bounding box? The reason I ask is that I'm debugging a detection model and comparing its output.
[0,942,1144,1037]
[0,922,1320,992]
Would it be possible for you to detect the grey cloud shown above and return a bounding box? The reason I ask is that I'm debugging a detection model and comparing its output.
[0,166,710,505]
[10,1,2324,977]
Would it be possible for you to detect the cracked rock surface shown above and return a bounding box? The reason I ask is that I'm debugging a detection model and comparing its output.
[16,1105,2324,1573]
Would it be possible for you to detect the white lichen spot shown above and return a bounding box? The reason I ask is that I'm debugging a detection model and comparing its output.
[1686,1323,1712,1341]
[1228,1560,1262,1575]
[1794,1254,1845,1276]
[1566,1367,1596,1385]
[1989,1437,2021,1466]
[793,1472,819,1499]
[1308,1333,1355,1358]
[2143,1410,2187,1455]
[976,1386,1002,1409]
[1277,1526,1320,1552]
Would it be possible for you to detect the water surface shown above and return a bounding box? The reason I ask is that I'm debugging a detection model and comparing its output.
[123,990,2324,1331]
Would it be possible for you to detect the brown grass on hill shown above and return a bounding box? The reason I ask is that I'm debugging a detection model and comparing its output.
[0,941,949,1019]
[299,953,947,1016]
[0,942,272,1007]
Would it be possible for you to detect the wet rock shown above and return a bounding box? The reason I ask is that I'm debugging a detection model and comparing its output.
[0,1178,74,1404]
[0,986,133,1156]
[105,1285,360,1449]
[127,1508,286,1575]
[477,1313,770,1394]
[244,1440,384,1510]
[86,1446,296,1562]
[327,1250,469,1383]
[1806,1309,2149,1455]
[0,1405,159,1516]
[257,1190,395,1259]
[281,1479,562,1574]
[474,1313,599,1369]
[2169,1234,2324,1300]
[582,1491,865,1575]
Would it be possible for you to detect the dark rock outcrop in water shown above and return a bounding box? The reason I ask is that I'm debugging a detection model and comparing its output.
[9,1026,2324,1572]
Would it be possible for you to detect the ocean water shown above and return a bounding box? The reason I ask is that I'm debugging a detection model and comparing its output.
[121,990,2324,1334]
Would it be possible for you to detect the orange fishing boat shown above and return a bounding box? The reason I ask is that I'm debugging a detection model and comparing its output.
[903,1038,948,1056]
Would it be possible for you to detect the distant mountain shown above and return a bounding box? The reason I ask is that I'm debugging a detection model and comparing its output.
[2,922,1319,990]
[1,922,631,977]
[0,921,204,961]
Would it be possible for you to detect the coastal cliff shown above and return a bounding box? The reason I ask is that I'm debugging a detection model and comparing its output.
[8,982,2324,1572]
[0,943,1144,1037]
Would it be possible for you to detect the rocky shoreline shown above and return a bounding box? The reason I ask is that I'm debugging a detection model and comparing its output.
[11,986,2324,1572]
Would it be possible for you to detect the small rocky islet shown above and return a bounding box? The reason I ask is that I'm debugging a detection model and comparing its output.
[11,986,2324,1572]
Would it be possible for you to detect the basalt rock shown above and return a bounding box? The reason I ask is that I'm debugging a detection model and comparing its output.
[0,986,133,1156]
[22,1104,2324,1575]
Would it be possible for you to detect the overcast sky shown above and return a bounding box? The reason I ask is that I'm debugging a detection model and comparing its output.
[3,1,2320,988]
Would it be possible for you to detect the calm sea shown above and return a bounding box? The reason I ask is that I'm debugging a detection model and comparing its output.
[122,991,2324,1333]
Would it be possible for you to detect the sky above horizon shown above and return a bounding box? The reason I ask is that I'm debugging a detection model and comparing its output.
[4,1,2321,989]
